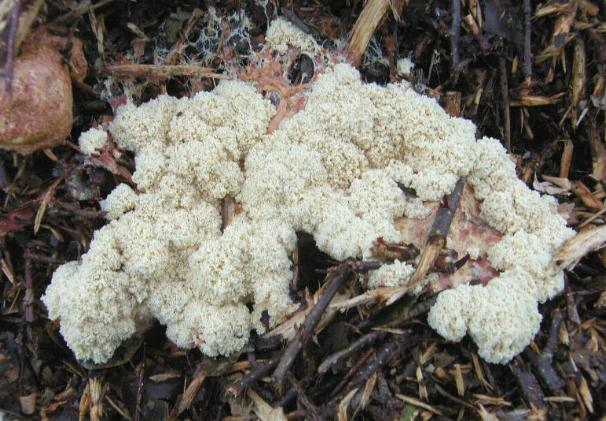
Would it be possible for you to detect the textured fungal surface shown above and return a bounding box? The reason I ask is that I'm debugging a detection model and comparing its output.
[43,20,573,365]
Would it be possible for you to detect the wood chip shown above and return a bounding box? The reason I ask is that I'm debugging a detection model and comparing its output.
[553,225,606,270]
[19,393,36,415]
[349,0,391,65]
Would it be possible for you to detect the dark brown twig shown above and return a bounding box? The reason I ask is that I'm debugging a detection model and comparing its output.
[101,64,227,80]
[287,372,322,421]
[403,178,464,298]
[450,0,461,69]
[329,348,375,399]
[225,356,280,398]
[499,57,511,151]
[348,340,401,389]
[522,0,532,82]
[133,347,145,421]
[318,331,387,374]
[22,257,34,322]
[272,263,354,393]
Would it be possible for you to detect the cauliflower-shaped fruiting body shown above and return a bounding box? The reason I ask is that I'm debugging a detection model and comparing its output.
[43,20,572,364]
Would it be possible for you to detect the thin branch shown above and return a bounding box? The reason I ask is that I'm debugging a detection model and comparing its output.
[318,331,387,374]
[272,262,355,393]
[398,178,465,301]
[450,0,461,69]
[225,356,280,398]
[499,56,511,152]
[522,0,532,82]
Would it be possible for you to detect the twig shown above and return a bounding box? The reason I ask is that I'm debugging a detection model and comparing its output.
[53,0,117,24]
[225,356,279,398]
[347,340,401,389]
[133,350,145,421]
[499,57,511,151]
[272,263,354,393]
[450,0,461,69]
[329,348,375,399]
[318,331,387,374]
[169,365,206,420]
[287,373,321,421]
[22,257,34,322]
[522,0,532,82]
[101,64,227,80]
[401,178,464,299]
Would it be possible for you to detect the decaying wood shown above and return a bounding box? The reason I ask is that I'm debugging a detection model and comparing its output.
[349,0,406,65]
[169,365,206,420]
[553,225,606,270]
[570,37,586,126]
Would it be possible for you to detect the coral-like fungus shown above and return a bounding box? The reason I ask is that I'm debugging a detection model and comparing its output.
[43,19,573,364]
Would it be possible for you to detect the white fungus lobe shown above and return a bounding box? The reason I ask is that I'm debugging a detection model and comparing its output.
[78,128,108,156]
[43,19,572,364]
